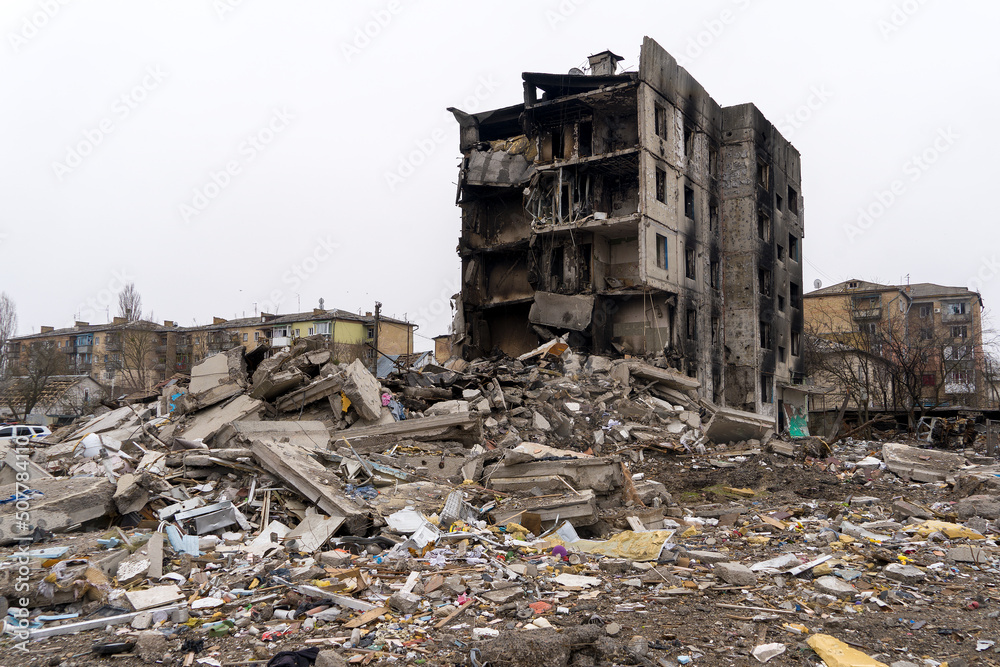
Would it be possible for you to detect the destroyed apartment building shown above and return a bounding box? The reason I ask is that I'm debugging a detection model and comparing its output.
[450,37,806,422]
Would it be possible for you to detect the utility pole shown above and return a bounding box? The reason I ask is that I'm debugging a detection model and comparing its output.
[372,301,381,374]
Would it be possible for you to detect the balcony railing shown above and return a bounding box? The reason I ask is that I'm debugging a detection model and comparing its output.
[851,308,881,320]
[941,311,973,323]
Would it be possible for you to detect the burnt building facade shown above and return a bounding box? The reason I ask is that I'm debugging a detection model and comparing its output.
[451,37,805,418]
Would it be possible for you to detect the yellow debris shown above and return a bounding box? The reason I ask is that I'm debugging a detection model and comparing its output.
[914,520,984,540]
[806,634,889,667]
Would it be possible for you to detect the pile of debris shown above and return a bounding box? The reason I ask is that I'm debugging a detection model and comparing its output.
[1,337,998,666]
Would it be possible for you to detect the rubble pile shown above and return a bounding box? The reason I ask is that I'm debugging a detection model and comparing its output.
[1,338,999,666]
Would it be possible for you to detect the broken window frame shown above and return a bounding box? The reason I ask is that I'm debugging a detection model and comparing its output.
[757,160,770,189]
[758,211,771,242]
[791,330,801,356]
[654,104,667,139]
[684,186,695,220]
[710,260,720,290]
[788,234,799,262]
[686,308,697,339]
[951,325,968,339]
[761,373,774,403]
[790,282,801,309]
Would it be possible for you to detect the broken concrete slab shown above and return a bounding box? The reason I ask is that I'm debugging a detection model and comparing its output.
[528,292,595,331]
[275,374,344,412]
[182,346,248,411]
[715,562,757,587]
[0,476,116,545]
[249,367,306,400]
[251,438,367,534]
[625,361,701,391]
[175,394,264,444]
[492,456,624,494]
[341,412,482,447]
[113,472,150,515]
[814,575,857,600]
[125,584,185,611]
[216,420,330,451]
[494,489,598,527]
[704,406,774,444]
[955,494,1000,520]
[882,442,966,483]
[285,513,345,553]
[342,359,382,421]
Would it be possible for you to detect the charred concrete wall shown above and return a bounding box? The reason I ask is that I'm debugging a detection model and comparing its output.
[452,36,804,413]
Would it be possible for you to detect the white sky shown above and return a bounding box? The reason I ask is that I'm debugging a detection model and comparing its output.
[2,0,998,349]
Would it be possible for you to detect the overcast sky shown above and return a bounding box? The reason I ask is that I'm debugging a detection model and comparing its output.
[2,1,998,349]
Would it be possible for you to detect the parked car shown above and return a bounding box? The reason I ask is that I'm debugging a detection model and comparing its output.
[0,424,52,444]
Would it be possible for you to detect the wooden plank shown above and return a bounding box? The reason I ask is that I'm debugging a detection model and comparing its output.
[433,599,474,629]
[343,606,389,629]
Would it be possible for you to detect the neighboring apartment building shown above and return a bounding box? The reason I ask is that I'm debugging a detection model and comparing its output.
[7,308,416,389]
[6,319,191,392]
[450,37,805,419]
[804,279,986,409]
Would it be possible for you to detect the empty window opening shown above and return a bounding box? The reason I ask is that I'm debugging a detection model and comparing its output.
[550,246,564,284]
[684,124,694,157]
[686,309,696,339]
[778,346,787,363]
[788,234,799,261]
[759,320,772,349]
[684,186,695,220]
[685,246,696,280]
[790,282,801,308]
[711,316,719,345]
[654,104,667,139]
[709,145,718,177]
[791,330,800,356]
[655,167,666,203]
[758,267,772,297]
[579,121,593,158]
[710,260,720,289]
[709,200,718,231]
[761,373,774,403]
[787,186,798,214]
[776,244,785,261]
[580,243,592,284]
[778,294,785,312]
[776,193,783,211]
[758,212,771,241]
[757,160,769,188]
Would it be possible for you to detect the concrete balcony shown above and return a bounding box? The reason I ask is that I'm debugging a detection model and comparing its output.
[851,308,881,320]
[271,336,292,347]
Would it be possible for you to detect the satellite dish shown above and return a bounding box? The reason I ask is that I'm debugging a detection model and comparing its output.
[813,279,822,289]
[568,67,585,76]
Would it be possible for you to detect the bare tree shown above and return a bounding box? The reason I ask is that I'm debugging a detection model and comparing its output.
[0,292,16,378]
[113,284,159,391]
[3,341,67,420]
[118,282,142,322]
